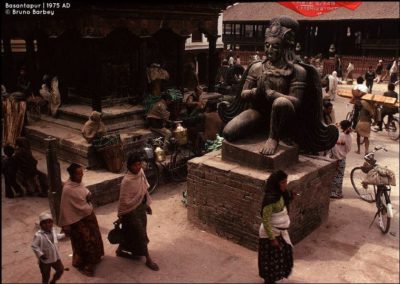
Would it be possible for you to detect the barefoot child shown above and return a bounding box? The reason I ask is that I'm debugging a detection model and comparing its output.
[32,213,65,284]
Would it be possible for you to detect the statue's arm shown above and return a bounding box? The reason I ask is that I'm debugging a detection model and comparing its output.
[241,64,261,99]
[267,65,307,109]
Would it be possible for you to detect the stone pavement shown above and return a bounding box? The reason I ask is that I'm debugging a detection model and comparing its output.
[2,82,399,283]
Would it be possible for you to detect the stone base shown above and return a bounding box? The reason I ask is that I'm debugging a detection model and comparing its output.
[187,151,337,251]
[221,135,298,170]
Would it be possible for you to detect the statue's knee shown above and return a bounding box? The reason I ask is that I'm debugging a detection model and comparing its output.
[222,126,235,141]
[272,97,293,111]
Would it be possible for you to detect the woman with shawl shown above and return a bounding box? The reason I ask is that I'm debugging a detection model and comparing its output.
[116,154,159,271]
[82,111,107,143]
[58,163,104,277]
[258,170,294,284]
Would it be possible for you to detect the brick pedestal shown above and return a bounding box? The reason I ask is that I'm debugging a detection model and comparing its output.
[187,151,337,251]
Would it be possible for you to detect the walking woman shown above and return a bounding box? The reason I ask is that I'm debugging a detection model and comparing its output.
[116,154,159,271]
[258,170,294,284]
[58,163,104,277]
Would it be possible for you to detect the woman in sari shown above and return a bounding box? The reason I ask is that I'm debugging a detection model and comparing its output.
[58,163,104,277]
[258,170,294,284]
[116,154,159,271]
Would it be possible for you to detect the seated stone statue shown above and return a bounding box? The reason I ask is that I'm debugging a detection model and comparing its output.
[218,16,338,155]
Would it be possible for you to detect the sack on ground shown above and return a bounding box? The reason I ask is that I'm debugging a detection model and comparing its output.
[364,166,396,186]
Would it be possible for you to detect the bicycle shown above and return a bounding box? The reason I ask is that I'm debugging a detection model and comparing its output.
[350,146,395,234]
[374,106,399,141]
[141,136,194,194]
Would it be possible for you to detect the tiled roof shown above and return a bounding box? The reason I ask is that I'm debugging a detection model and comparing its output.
[223,2,400,21]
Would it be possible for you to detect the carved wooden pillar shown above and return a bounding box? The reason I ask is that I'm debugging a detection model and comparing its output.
[25,37,38,94]
[206,34,219,92]
[90,39,102,112]
[2,37,14,89]
[45,137,63,225]
[176,35,189,91]
[139,35,150,99]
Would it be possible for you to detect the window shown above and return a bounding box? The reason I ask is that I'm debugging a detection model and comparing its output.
[192,30,202,43]
[224,24,233,35]
[244,25,254,38]
[234,24,241,36]
[256,25,264,38]
[10,39,26,53]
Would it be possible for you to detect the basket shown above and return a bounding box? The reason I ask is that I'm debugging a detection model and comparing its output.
[97,143,124,173]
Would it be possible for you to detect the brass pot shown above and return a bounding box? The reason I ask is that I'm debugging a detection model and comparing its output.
[154,146,166,162]
[173,122,188,145]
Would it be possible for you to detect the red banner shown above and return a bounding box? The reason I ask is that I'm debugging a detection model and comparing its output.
[278,2,361,17]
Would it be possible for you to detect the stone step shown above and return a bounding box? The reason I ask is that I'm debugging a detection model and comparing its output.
[39,114,145,132]
[25,119,153,168]
[57,104,146,128]
[33,149,125,207]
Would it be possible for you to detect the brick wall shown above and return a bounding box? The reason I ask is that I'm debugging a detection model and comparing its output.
[187,151,337,251]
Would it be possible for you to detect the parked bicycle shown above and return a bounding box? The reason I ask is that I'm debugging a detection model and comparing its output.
[350,146,395,234]
[141,136,195,194]
[374,106,399,141]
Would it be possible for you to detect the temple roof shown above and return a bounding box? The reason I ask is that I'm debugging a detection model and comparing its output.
[223,2,400,22]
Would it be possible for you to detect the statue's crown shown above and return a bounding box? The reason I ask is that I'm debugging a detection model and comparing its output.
[265,19,291,39]
[265,16,298,47]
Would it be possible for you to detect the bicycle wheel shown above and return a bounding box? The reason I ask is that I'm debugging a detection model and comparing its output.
[142,160,159,194]
[350,167,376,203]
[387,118,399,141]
[169,148,190,182]
[377,189,391,234]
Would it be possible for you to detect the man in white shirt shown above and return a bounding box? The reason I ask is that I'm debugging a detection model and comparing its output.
[350,76,369,129]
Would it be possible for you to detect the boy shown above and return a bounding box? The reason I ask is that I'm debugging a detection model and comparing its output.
[2,145,23,198]
[32,212,65,284]
[330,120,352,199]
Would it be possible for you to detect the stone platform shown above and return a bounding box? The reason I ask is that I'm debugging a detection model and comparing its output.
[221,135,299,170]
[187,150,337,251]
[25,104,152,168]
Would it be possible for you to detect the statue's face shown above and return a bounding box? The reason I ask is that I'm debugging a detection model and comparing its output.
[265,37,283,63]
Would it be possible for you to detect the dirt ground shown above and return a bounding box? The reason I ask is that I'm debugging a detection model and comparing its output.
[2,82,399,283]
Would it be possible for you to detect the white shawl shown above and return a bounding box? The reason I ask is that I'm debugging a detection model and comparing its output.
[58,180,93,227]
[118,168,152,217]
[259,207,293,247]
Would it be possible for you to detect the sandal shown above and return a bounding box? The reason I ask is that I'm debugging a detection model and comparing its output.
[145,261,159,271]
[116,249,141,260]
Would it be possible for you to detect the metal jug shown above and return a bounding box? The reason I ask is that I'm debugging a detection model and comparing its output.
[173,122,188,145]
[154,146,166,162]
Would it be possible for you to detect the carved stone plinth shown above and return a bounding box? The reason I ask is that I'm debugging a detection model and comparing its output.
[221,135,299,170]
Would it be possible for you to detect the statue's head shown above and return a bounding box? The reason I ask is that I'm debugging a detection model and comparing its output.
[264,16,299,64]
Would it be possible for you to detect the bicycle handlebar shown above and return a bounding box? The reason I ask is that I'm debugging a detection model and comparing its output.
[364,145,387,160]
